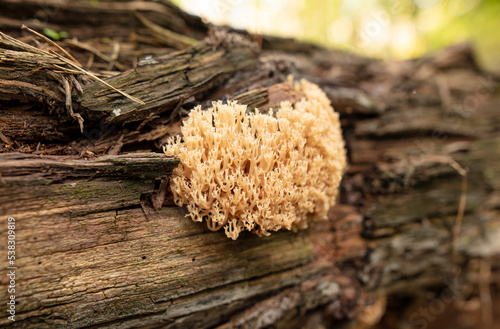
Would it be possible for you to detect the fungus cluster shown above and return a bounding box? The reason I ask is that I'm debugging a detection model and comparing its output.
[164,79,346,240]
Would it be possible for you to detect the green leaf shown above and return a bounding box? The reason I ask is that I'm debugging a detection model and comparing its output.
[43,28,70,41]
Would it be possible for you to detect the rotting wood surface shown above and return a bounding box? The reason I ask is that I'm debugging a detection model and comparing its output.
[1,0,500,328]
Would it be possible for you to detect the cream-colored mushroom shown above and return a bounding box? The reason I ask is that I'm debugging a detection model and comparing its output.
[164,78,346,240]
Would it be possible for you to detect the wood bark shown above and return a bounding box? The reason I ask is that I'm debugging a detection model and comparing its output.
[0,1,499,328]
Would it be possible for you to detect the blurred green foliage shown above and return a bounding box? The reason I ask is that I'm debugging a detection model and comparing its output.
[174,0,500,72]
[43,28,69,41]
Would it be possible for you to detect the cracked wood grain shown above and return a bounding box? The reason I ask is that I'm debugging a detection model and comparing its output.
[1,1,500,328]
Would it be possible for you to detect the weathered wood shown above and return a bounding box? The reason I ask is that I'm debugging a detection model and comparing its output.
[0,0,207,43]
[78,40,259,124]
[1,0,500,328]
[0,152,179,181]
[0,152,362,328]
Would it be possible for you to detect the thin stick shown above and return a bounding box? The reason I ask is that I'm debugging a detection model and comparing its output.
[12,27,145,106]
[62,77,84,132]
[134,11,198,49]
[452,168,468,260]
[48,48,145,105]
[22,25,82,67]
[421,155,468,260]
[64,38,125,71]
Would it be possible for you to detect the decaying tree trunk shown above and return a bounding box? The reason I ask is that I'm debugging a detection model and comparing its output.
[0,1,499,328]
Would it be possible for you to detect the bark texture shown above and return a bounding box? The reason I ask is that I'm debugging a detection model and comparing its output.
[0,1,499,328]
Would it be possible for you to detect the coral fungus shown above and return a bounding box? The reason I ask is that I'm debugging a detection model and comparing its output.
[164,79,346,240]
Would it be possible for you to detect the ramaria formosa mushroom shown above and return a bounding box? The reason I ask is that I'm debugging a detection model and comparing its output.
[164,79,346,240]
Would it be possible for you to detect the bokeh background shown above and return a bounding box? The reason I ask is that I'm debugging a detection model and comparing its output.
[172,0,500,73]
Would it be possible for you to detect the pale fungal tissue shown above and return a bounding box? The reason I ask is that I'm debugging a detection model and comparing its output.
[164,79,346,240]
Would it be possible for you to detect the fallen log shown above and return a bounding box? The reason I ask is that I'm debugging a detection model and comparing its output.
[0,0,499,328]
